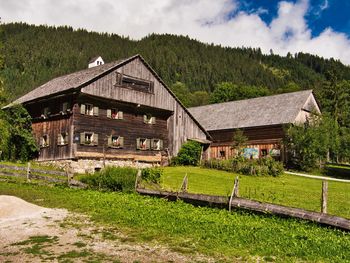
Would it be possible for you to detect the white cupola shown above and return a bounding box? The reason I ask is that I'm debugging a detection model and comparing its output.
[88,56,104,68]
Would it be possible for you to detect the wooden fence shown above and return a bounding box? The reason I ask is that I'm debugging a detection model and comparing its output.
[0,163,86,188]
[136,175,350,231]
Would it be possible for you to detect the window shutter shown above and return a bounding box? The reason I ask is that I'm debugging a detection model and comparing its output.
[62,102,68,112]
[107,109,111,118]
[57,134,61,145]
[119,137,124,147]
[80,132,85,144]
[93,106,99,116]
[46,136,50,146]
[64,133,68,144]
[116,72,122,85]
[93,133,98,145]
[107,135,112,146]
[143,115,147,123]
[118,111,123,119]
[159,140,163,150]
[150,139,155,150]
[80,104,86,114]
[146,139,151,150]
[40,137,44,147]
[136,138,141,149]
[151,117,156,124]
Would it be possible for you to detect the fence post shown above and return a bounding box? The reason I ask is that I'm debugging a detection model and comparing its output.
[321,180,328,214]
[180,174,188,193]
[229,176,239,212]
[26,162,31,182]
[135,169,141,191]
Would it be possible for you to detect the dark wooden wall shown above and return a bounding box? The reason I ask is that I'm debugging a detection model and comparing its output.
[27,95,75,161]
[208,125,285,160]
[72,95,170,160]
[81,57,209,156]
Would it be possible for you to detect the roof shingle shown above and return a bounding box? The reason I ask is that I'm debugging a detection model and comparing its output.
[189,90,315,131]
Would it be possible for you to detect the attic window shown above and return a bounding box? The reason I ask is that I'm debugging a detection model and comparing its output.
[144,114,156,124]
[118,74,154,93]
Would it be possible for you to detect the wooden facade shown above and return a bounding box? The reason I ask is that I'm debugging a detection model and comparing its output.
[208,125,285,161]
[189,90,321,162]
[19,55,210,163]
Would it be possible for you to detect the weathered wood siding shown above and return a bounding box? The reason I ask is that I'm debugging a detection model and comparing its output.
[208,125,285,160]
[81,57,208,156]
[26,96,75,161]
[72,95,170,162]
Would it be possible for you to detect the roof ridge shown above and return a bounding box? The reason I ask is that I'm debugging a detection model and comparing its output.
[189,89,313,110]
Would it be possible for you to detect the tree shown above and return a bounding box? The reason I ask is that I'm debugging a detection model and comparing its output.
[231,129,248,156]
[2,104,38,161]
[171,81,191,107]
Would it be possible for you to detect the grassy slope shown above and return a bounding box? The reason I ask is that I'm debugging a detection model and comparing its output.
[161,166,350,218]
[0,179,349,262]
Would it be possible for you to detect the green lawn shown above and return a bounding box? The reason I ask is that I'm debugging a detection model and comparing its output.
[161,166,350,218]
[0,179,349,262]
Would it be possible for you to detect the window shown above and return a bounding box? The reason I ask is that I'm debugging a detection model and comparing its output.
[57,132,68,145]
[41,107,50,119]
[144,114,156,124]
[136,138,150,150]
[80,104,98,116]
[116,73,154,93]
[107,109,123,119]
[151,139,163,150]
[108,135,124,148]
[219,150,226,158]
[80,132,98,146]
[261,149,268,157]
[61,102,70,114]
[40,135,49,148]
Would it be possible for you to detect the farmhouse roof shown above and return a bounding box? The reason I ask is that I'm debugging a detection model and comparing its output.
[12,56,133,104]
[189,90,317,131]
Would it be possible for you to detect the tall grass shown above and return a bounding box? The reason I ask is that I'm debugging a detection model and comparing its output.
[79,166,137,192]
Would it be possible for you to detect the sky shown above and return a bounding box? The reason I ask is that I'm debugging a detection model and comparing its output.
[1,0,350,64]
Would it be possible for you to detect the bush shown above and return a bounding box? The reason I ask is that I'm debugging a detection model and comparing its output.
[80,166,137,192]
[141,167,162,184]
[202,156,283,177]
[171,140,202,166]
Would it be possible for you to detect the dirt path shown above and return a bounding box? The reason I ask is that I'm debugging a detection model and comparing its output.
[0,195,214,262]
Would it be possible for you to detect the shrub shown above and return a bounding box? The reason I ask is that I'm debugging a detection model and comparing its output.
[141,167,162,184]
[171,140,202,166]
[80,166,137,192]
[202,156,283,177]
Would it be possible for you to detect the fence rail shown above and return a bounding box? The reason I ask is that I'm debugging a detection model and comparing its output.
[0,164,66,176]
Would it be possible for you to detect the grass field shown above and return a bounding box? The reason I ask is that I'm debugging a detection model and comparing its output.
[161,166,350,219]
[0,179,349,262]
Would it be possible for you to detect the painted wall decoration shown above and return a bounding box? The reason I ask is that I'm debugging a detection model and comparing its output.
[269,148,281,156]
[243,148,259,159]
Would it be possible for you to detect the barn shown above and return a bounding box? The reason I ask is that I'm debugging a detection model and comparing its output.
[189,90,321,162]
[11,54,211,172]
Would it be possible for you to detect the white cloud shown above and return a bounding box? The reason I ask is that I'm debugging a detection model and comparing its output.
[1,0,350,64]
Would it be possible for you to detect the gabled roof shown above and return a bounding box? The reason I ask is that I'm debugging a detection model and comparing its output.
[10,54,211,139]
[189,90,318,131]
[12,56,134,104]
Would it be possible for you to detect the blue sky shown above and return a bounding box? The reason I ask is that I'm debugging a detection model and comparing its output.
[237,0,350,37]
[1,0,350,64]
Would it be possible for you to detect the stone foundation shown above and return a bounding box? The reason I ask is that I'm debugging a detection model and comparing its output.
[40,159,156,174]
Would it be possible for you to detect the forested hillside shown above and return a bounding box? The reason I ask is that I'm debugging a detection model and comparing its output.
[2,22,350,106]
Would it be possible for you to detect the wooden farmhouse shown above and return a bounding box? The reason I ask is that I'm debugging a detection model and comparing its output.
[12,54,210,172]
[189,90,321,162]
